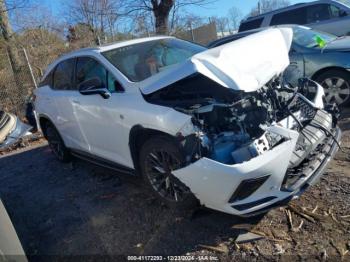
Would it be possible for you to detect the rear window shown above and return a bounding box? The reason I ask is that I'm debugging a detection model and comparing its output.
[53,59,75,90]
[306,4,331,24]
[239,18,264,32]
[270,7,307,25]
[38,71,53,87]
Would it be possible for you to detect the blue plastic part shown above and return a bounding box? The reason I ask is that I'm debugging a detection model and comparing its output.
[211,133,250,164]
[212,142,236,164]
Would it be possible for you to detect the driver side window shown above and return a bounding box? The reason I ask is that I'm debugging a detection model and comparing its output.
[76,57,123,92]
[76,57,107,90]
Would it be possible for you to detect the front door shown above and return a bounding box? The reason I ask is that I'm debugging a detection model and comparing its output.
[71,57,130,166]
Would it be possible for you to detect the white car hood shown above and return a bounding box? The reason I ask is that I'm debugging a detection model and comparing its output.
[140,28,293,94]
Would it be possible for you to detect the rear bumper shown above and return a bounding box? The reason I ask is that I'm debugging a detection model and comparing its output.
[173,124,340,217]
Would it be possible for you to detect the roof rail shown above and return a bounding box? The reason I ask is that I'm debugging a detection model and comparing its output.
[244,1,307,21]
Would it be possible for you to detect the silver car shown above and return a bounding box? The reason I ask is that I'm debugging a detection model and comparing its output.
[210,25,350,105]
[239,0,350,37]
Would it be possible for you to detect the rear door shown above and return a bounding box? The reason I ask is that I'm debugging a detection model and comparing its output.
[36,70,58,129]
[51,58,89,151]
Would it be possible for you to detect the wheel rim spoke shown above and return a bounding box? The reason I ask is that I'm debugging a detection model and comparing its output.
[323,77,350,105]
[145,149,188,202]
[334,93,344,104]
[335,78,345,88]
[325,78,333,88]
[339,87,350,95]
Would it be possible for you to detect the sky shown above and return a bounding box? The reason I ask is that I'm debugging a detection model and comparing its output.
[40,0,314,19]
[185,0,313,18]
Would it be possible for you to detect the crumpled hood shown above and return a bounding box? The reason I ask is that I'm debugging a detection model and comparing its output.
[140,28,293,94]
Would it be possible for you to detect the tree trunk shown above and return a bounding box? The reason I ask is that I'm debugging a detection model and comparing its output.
[0,0,26,115]
[154,12,169,35]
[152,0,174,35]
[0,0,21,74]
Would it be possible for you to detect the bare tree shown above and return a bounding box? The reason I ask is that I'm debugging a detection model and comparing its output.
[168,13,205,37]
[210,16,229,37]
[124,0,212,35]
[248,0,290,17]
[0,0,23,91]
[65,0,123,45]
[134,15,152,37]
[0,0,34,114]
[227,6,242,32]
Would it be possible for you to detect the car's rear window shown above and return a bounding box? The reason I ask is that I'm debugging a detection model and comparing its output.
[239,18,264,32]
[270,7,307,25]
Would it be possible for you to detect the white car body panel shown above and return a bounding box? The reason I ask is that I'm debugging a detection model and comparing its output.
[36,87,191,168]
[70,89,191,168]
[173,126,299,215]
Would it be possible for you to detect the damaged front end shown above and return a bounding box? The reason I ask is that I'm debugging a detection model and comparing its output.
[144,73,340,216]
[141,28,340,216]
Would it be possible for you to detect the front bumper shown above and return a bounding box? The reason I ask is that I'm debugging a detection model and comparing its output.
[173,118,340,217]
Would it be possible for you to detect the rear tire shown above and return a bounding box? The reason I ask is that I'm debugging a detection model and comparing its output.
[44,122,71,162]
[315,69,350,106]
[139,136,198,210]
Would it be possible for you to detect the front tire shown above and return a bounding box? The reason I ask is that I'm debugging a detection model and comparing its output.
[139,136,198,209]
[44,122,71,162]
[315,69,350,106]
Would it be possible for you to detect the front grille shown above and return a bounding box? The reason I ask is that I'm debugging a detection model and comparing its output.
[288,94,317,121]
[289,109,333,168]
[282,128,335,192]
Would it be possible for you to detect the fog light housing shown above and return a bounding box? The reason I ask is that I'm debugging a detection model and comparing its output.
[228,175,270,203]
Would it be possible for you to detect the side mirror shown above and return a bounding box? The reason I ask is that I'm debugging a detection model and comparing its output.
[78,78,111,99]
[114,80,125,92]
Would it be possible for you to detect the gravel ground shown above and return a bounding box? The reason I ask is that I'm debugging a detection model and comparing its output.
[0,110,350,261]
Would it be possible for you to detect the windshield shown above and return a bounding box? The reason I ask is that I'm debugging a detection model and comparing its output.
[292,26,337,48]
[340,0,350,6]
[102,38,206,82]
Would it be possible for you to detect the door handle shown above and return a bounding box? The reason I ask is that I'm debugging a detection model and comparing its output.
[72,100,81,105]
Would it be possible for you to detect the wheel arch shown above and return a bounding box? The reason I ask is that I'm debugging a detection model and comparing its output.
[37,114,64,142]
[38,114,54,138]
[128,125,176,175]
[311,66,350,81]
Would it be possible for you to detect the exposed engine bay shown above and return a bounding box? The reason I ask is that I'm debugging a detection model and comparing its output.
[137,28,341,216]
[144,73,328,167]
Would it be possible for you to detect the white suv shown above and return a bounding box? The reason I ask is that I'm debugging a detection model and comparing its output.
[35,29,340,217]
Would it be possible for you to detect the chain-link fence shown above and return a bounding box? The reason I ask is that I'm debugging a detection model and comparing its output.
[0,48,37,119]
